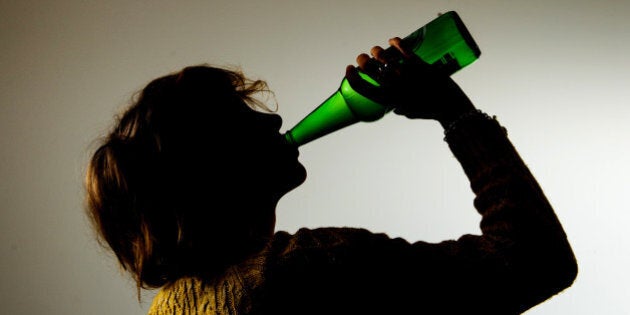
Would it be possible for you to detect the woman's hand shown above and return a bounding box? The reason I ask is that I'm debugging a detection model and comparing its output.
[346,37,476,128]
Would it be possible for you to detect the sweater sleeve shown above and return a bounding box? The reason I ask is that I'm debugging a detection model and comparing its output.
[443,111,577,313]
[263,112,577,315]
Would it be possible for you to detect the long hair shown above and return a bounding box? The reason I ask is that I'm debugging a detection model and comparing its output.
[85,65,274,294]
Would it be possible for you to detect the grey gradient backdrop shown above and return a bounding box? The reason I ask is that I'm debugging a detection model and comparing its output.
[1,0,628,314]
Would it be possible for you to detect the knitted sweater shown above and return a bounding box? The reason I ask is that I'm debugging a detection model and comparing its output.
[148,116,577,315]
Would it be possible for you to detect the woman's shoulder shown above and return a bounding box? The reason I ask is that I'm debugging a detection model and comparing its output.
[268,226,412,261]
[273,227,378,248]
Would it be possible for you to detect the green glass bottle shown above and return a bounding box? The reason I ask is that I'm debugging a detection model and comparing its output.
[284,11,481,147]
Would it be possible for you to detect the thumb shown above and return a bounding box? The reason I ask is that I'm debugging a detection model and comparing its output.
[344,65,389,105]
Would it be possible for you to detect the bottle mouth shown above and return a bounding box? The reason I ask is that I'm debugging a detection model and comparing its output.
[283,132,299,147]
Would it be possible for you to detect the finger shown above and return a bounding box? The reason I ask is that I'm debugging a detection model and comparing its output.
[374,44,403,64]
[388,37,413,58]
[356,53,383,76]
[388,37,402,47]
[356,53,371,68]
[345,65,358,78]
[365,59,383,76]
[370,46,387,63]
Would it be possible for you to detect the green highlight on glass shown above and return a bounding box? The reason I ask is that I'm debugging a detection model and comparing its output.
[284,11,481,147]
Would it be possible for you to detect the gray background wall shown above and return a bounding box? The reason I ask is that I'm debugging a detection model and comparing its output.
[1,0,628,314]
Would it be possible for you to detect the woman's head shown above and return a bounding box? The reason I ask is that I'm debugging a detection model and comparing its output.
[85,65,306,290]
